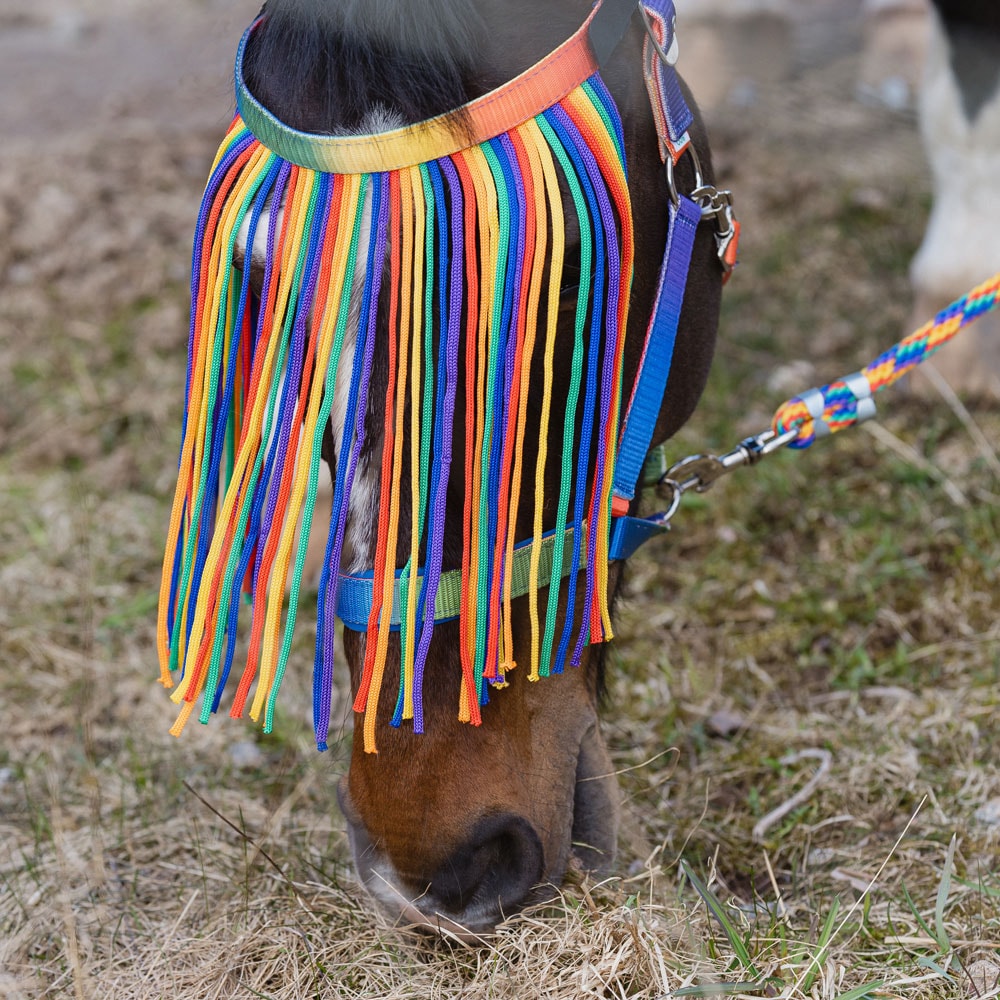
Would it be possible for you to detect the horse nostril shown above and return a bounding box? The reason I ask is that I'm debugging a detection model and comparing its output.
[430,813,544,916]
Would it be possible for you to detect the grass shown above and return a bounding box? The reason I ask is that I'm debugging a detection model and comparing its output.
[2,36,1000,1000]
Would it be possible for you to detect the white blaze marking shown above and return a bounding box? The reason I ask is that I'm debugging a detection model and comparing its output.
[333,106,406,573]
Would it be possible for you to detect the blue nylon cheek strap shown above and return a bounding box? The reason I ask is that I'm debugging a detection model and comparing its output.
[611,193,702,530]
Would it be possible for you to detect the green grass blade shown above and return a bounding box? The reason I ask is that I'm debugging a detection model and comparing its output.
[955,876,1000,899]
[917,957,955,977]
[801,896,842,993]
[902,881,936,943]
[833,981,886,1000]
[933,834,957,954]
[681,861,760,977]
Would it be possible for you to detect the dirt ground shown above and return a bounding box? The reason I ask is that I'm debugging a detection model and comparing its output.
[2,2,999,998]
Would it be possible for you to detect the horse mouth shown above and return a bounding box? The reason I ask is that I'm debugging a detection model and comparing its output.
[336,778,546,940]
[335,724,618,939]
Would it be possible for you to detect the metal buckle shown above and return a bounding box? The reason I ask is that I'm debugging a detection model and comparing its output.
[690,183,732,222]
[690,182,738,274]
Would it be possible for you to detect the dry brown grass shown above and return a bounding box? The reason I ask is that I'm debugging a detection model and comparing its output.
[2,17,999,1000]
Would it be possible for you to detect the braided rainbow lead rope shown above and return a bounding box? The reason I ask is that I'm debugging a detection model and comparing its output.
[772,270,1000,447]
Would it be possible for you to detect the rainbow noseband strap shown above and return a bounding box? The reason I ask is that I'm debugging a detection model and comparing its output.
[158,6,646,752]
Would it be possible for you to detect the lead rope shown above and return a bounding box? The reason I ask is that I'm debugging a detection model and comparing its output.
[648,270,1000,516]
[772,271,1000,446]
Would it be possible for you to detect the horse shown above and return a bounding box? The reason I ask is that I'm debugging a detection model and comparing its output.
[159,0,725,938]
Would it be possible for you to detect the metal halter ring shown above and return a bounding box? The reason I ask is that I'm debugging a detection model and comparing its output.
[664,142,704,208]
[652,477,685,525]
[638,5,680,68]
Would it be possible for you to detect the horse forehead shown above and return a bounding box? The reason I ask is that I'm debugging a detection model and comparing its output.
[264,0,488,60]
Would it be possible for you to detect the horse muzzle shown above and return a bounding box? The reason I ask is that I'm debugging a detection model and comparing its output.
[337,778,547,940]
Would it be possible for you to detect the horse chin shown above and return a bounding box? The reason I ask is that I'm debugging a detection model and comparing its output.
[336,721,619,940]
[569,721,620,874]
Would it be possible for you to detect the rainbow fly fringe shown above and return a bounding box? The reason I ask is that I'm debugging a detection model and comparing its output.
[157,73,634,753]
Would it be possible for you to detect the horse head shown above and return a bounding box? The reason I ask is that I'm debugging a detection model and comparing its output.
[160,0,724,938]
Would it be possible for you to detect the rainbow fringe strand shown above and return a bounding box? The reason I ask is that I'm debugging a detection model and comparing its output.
[157,74,634,752]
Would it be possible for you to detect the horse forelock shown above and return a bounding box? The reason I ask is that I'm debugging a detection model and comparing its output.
[248,0,487,133]
[261,0,486,62]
